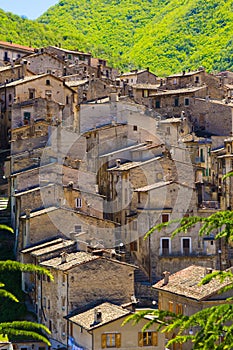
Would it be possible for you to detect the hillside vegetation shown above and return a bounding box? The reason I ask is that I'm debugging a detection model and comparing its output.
[0,0,233,75]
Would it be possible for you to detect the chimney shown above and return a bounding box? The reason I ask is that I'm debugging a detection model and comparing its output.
[61,252,68,264]
[25,208,31,219]
[115,159,121,168]
[163,271,170,285]
[94,308,102,323]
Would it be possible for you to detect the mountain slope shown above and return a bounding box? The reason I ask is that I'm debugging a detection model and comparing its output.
[0,9,60,47]
[0,0,233,76]
[37,0,233,75]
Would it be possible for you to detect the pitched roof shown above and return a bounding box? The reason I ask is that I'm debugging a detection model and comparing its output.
[150,86,205,97]
[153,265,233,301]
[39,251,101,271]
[0,41,34,52]
[167,69,205,78]
[39,249,137,271]
[0,64,21,72]
[1,74,47,87]
[107,156,163,171]
[67,302,131,330]
[134,181,172,192]
[28,240,75,257]
[48,46,91,56]
[20,238,64,254]
[1,73,75,92]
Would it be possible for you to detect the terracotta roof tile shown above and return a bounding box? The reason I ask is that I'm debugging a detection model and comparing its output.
[67,302,131,330]
[153,265,232,301]
[0,41,34,52]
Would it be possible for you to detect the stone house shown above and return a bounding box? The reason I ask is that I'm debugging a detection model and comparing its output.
[0,73,78,137]
[13,184,57,233]
[91,57,119,80]
[66,302,164,350]
[153,265,233,350]
[65,77,115,104]
[37,250,136,348]
[20,237,77,296]
[164,68,225,100]
[0,63,30,85]
[23,51,66,77]
[181,133,213,187]
[0,40,34,63]
[156,117,191,146]
[63,184,104,219]
[210,136,233,211]
[131,83,160,105]
[44,46,91,67]
[187,98,233,136]
[17,206,118,256]
[118,68,158,87]
[150,86,207,117]
[131,180,218,280]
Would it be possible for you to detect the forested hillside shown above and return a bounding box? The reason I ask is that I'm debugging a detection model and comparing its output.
[0,0,233,75]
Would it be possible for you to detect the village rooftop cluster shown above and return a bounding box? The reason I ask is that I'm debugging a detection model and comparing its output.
[0,40,233,350]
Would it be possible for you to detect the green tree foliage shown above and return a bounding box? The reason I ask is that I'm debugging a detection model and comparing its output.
[0,225,52,345]
[1,0,233,75]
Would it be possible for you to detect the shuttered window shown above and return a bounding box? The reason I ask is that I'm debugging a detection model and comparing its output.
[176,303,183,315]
[138,332,158,346]
[101,333,121,348]
[168,301,173,312]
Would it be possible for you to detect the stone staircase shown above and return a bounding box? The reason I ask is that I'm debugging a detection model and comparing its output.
[123,250,158,306]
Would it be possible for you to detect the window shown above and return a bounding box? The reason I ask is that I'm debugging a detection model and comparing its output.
[101,333,121,348]
[66,96,69,104]
[160,238,171,255]
[61,324,66,338]
[49,320,52,332]
[75,197,82,208]
[29,88,35,99]
[75,225,82,233]
[174,97,179,107]
[162,213,169,223]
[168,301,173,312]
[9,94,12,102]
[46,79,50,85]
[181,237,192,255]
[132,220,137,231]
[68,54,72,60]
[173,78,177,85]
[130,240,138,251]
[176,303,183,315]
[138,332,158,346]
[43,297,46,308]
[195,76,199,83]
[62,297,66,311]
[184,98,189,106]
[45,90,52,98]
[133,125,138,131]
[23,112,31,125]
[142,89,148,98]
[155,99,160,108]
[62,274,66,285]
